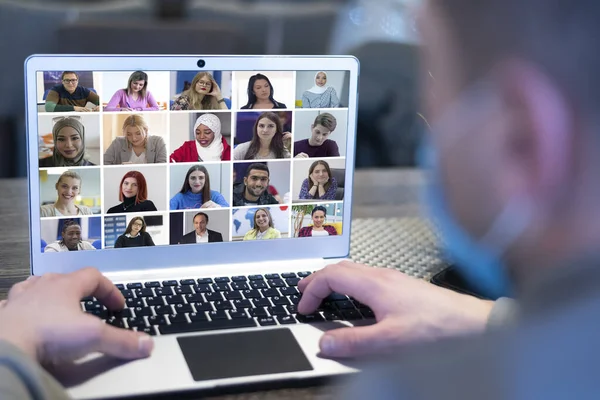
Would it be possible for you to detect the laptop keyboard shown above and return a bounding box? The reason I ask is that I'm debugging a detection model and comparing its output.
[82,272,375,336]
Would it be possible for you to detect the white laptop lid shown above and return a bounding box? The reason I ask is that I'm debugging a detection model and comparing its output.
[25,55,359,275]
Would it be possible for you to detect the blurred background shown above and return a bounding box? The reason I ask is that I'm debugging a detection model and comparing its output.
[0,0,423,177]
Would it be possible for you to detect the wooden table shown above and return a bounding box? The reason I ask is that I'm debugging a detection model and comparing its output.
[0,168,426,399]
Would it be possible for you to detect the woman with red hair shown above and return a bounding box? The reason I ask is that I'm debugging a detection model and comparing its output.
[106,171,157,213]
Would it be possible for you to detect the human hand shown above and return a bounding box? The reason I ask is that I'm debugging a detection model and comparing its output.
[208,81,222,97]
[120,107,134,112]
[0,268,154,365]
[92,106,100,112]
[295,152,309,159]
[298,261,494,358]
[74,106,90,112]
[282,132,292,148]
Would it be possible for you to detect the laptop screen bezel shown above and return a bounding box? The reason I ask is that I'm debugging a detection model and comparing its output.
[25,55,359,275]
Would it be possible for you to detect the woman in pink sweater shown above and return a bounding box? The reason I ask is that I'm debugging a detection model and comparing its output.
[104,71,160,111]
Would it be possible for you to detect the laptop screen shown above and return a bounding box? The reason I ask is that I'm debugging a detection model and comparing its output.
[34,69,350,254]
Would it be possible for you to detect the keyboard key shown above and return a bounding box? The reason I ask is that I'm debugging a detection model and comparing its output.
[134,288,154,298]
[265,273,280,279]
[174,286,193,295]
[214,301,233,310]
[248,275,264,280]
[233,299,252,309]
[280,287,298,296]
[323,311,342,321]
[334,300,355,310]
[296,313,325,323]
[287,304,297,314]
[162,280,178,286]
[242,290,261,299]
[285,278,301,287]
[297,271,312,277]
[140,326,156,336]
[272,296,290,306]
[127,282,143,289]
[281,272,297,279]
[84,301,103,311]
[208,310,228,320]
[126,298,144,308]
[211,283,230,292]
[250,308,269,317]
[231,282,249,291]
[288,295,301,305]
[173,303,194,314]
[133,307,152,317]
[107,317,125,329]
[189,312,208,322]
[154,287,173,296]
[267,279,286,288]
[262,288,280,297]
[231,276,248,282]
[115,284,125,290]
[159,318,256,335]
[125,317,147,329]
[341,310,362,320]
[205,292,224,302]
[169,314,189,324]
[214,277,231,283]
[166,295,184,305]
[250,280,268,289]
[110,308,133,319]
[224,291,243,300]
[253,298,271,307]
[147,315,167,326]
[359,308,375,319]
[185,293,204,303]
[228,309,248,319]
[192,302,213,312]
[120,290,134,299]
[267,305,288,316]
[154,305,173,315]
[82,295,95,302]
[258,317,277,326]
[277,315,297,325]
[180,279,196,285]
[197,278,213,284]
[327,292,349,301]
[87,309,108,319]
[144,281,161,288]
[193,284,212,293]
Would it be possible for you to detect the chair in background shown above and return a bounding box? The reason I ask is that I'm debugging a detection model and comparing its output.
[91,240,102,250]
[330,168,345,201]
[40,239,47,253]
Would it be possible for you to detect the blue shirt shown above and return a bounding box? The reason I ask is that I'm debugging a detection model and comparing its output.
[170,190,229,210]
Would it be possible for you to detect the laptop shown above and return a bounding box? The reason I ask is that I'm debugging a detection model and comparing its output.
[25,55,364,399]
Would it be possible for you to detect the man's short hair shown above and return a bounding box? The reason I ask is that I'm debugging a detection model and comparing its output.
[61,71,79,80]
[434,0,600,111]
[193,212,209,223]
[245,163,269,178]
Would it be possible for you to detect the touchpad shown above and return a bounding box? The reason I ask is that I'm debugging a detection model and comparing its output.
[177,328,313,381]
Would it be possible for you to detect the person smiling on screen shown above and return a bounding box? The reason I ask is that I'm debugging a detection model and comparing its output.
[39,116,95,167]
[301,71,339,109]
[171,72,229,111]
[170,165,229,210]
[114,217,155,248]
[44,220,96,252]
[40,171,93,217]
[243,208,281,240]
[106,171,157,214]
[104,71,160,111]
[284,112,340,158]
[297,206,338,237]
[169,113,231,162]
[234,112,291,160]
[104,114,167,165]
[44,71,100,112]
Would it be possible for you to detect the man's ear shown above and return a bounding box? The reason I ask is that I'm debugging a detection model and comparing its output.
[496,59,573,203]
[243,177,248,187]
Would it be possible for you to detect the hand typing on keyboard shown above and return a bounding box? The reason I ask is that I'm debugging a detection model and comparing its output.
[0,267,154,365]
[298,260,494,358]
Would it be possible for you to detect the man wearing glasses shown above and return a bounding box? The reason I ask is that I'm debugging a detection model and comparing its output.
[44,71,100,112]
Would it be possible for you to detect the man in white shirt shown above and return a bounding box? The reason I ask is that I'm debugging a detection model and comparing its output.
[180,212,223,244]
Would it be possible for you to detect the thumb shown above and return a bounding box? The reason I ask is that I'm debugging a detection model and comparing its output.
[93,324,154,359]
[319,322,396,358]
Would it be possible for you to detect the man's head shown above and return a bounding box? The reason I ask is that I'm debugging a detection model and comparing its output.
[243,163,270,200]
[193,212,209,235]
[420,0,600,284]
[61,71,79,94]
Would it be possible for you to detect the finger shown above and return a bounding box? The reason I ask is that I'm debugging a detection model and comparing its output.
[70,267,124,310]
[8,276,41,299]
[91,321,154,359]
[298,264,381,314]
[318,320,400,358]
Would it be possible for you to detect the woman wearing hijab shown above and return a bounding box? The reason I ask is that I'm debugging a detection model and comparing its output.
[39,116,95,167]
[40,171,93,217]
[104,71,160,111]
[170,113,231,162]
[104,114,167,165]
[301,71,340,109]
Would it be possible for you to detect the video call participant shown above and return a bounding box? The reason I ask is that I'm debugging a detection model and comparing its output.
[40,171,93,217]
[297,206,338,237]
[285,112,340,158]
[232,163,279,206]
[44,220,96,252]
[106,171,158,214]
[301,71,340,109]
[170,114,231,162]
[104,114,167,165]
[44,71,100,112]
[234,111,291,160]
[171,72,229,111]
[243,208,281,240]
[170,165,229,209]
[180,212,224,243]
[104,71,160,111]
[241,73,287,110]
[299,160,338,200]
[39,116,95,167]
[114,217,155,248]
